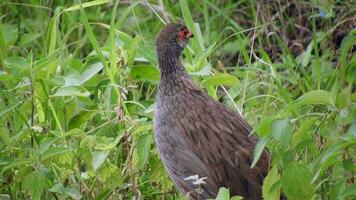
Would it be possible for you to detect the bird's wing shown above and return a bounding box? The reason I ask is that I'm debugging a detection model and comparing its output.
[182,90,270,198]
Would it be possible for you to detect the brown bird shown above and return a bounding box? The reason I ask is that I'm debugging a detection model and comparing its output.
[154,23,269,200]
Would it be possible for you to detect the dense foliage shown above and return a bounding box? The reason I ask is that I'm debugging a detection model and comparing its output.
[0,0,355,199]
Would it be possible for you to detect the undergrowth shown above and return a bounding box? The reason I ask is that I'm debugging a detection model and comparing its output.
[0,0,355,199]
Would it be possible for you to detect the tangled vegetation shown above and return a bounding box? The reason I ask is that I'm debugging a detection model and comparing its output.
[0,0,355,199]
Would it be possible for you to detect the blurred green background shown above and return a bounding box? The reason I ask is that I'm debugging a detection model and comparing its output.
[0,0,355,199]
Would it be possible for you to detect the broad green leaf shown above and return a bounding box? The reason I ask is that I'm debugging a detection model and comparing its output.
[39,137,57,155]
[133,133,152,169]
[95,133,124,151]
[52,86,90,97]
[2,159,32,172]
[99,162,122,189]
[282,163,315,200]
[80,62,103,84]
[23,171,49,200]
[92,151,109,171]
[292,118,318,147]
[271,118,293,147]
[340,35,356,69]
[340,183,356,199]
[298,41,314,67]
[263,166,281,200]
[0,127,12,148]
[18,33,41,46]
[203,73,240,87]
[296,90,334,106]
[1,23,18,47]
[41,146,72,160]
[61,128,85,138]
[215,187,230,200]
[3,56,29,75]
[189,64,212,76]
[254,116,281,137]
[230,196,243,200]
[286,90,335,113]
[130,65,160,81]
[251,136,270,168]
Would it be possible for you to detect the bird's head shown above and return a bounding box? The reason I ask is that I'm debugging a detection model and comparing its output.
[156,23,194,59]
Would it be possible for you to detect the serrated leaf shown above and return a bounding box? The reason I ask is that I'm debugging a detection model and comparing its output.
[263,166,281,200]
[271,118,293,147]
[251,136,270,168]
[41,146,72,160]
[52,86,90,97]
[133,133,152,169]
[99,162,122,189]
[23,171,48,200]
[203,73,240,87]
[281,163,315,200]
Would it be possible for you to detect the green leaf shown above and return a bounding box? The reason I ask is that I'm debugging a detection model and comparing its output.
[39,138,57,155]
[130,65,160,81]
[18,33,41,46]
[292,118,318,147]
[286,90,335,113]
[2,159,32,172]
[92,151,109,171]
[298,41,314,67]
[80,62,103,84]
[203,73,240,87]
[263,166,281,200]
[230,196,243,200]
[340,35,356,68]
[99,162,123,189]
[297,90,334,105]
[41,146,72,160]
[63,0,111,12]
[52,86,90,97]
[179,0,201,53]
[215,187,230,200]
[271,118,293,147]
[133,133,152,169]
[61,128,85,138]
[3,56,29,75]
[251,136,270,168]
[0,127,12,148]
[281,163,315,200]
[23,171,49,200]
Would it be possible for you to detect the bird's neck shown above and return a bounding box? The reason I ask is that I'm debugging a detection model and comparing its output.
[158,51,186,79]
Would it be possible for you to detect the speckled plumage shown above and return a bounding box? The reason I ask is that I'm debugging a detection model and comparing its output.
[154,23,269,200]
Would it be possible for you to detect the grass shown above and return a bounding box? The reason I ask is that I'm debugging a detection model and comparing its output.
[0,0,355,199]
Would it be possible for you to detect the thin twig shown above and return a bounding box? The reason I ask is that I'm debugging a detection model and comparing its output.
[241,3,260,114]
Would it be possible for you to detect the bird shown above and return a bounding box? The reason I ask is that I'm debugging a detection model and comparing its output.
[154,23,270,200]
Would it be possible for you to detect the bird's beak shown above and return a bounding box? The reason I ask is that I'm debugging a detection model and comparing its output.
[186,31,194,38]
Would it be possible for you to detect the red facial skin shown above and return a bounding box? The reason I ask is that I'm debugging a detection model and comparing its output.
[178,28,194,40]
